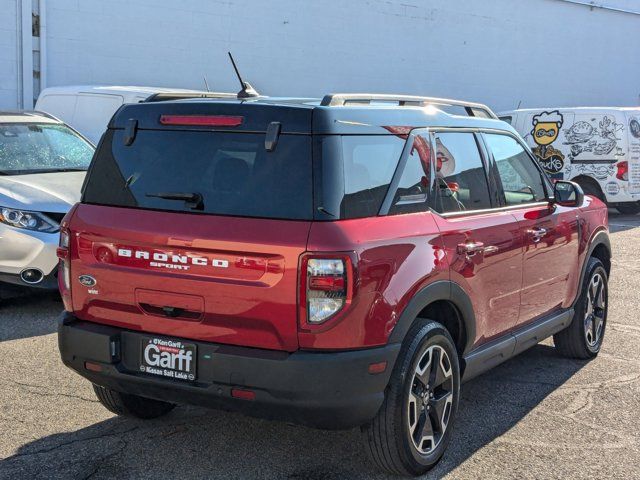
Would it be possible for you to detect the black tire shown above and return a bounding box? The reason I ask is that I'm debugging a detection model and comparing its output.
[577,179,605,203]
[554,257,608,359]
[93,384,176,419]
[616,202,640,215]
[361,319,460,476]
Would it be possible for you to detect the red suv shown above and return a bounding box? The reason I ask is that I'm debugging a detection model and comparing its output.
[57,93,611,476]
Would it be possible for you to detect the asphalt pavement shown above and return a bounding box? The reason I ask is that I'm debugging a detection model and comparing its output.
[1,212,639,479]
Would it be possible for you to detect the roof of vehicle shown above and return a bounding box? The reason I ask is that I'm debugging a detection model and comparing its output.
[0,110,62,124]
[37,85,210,99]
[110,94,513,135]
[500,106,640,115]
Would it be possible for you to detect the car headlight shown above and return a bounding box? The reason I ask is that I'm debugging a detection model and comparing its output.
[0,207,59,233]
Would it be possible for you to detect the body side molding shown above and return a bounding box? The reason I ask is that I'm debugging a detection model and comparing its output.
[462,308,574,382]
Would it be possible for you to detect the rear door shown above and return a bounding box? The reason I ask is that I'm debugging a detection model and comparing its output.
[482,132,580,326]
[430,131,523,343]
[74,109,313,352]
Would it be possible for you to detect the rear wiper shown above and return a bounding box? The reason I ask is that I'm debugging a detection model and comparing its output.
[146,191,204,210]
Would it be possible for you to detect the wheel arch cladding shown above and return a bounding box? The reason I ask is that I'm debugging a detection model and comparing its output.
[573,230,611,308]
[389,281,476,357]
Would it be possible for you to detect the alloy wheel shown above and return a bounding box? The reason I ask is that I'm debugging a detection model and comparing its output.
[584,272,606,348]
[407,345,454,455]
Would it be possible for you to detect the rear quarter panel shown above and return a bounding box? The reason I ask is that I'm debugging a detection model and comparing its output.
[304,212,448,349]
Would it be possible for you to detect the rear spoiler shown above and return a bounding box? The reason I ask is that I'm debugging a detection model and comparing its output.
[143,92,237,103]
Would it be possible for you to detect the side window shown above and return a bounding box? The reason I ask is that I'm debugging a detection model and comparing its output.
[484,133,547,206]
[341,135,405,218]
[389,133,431,215]
[432,132,492,213]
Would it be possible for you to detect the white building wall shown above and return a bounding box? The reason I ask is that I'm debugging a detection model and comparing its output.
[2,0,640,111]
[0,0,19,108]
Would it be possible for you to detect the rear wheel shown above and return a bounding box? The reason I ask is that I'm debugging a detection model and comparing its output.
[616,202,640,215]
[361,319,460,476]
[93,384,176,419]
[554,257,608,359]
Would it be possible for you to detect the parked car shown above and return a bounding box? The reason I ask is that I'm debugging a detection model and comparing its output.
[35,85,234,144]
[0,111,94,298]
[57,93,610,476]
[500,107,640,214]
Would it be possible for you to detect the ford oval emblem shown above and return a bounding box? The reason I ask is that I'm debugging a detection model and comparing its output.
[78,275,97,287]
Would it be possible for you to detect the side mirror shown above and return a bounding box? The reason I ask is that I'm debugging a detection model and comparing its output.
[553,180,584,207]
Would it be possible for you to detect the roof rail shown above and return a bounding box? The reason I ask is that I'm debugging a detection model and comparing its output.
[320,94,498,119]
[143,92,237,103]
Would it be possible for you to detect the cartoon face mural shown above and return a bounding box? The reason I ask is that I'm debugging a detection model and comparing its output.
[532,110,563,145]
[530,110,566,177]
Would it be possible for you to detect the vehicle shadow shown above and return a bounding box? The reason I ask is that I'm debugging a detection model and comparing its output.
[0,291,60,342]
[0,343,588,480]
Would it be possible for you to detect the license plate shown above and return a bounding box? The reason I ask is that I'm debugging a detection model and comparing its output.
[140,337,197,382]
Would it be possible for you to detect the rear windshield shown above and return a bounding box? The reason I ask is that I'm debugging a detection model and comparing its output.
[0,123,94,175]
[83,129,313,220]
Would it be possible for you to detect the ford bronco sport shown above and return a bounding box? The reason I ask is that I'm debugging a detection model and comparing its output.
[57,93,611,476]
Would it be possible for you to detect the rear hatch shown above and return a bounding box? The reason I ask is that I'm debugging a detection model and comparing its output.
[68,101,313,351]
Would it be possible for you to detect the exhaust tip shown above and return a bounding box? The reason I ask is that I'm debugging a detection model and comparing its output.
[20,268,44,285]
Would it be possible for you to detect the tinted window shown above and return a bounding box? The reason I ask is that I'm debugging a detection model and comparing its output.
[340,135,405,218]
[433,132,492,213]
[0,123,94,174]
[83,129,313,220]
[484,133,547,205]
[389,133,431,215]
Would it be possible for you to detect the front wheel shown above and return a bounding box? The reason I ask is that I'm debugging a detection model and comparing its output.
[361,319,460,476]
[554,257,608,359]
[616,202,640,215]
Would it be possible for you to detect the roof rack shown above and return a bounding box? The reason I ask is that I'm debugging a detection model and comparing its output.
[143,92,237,103]
[320,94,497,119]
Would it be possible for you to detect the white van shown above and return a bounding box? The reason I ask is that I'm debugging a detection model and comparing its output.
[35,86,232,144]
[499,107,640,214]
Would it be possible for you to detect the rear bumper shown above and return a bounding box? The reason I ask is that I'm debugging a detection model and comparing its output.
[58,312,400,429]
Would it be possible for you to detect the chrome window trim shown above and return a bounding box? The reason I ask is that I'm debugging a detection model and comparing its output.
[434,201,551,219]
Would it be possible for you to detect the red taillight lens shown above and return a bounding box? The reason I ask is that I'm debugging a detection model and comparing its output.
[58,228,72,310]
[616,161,629,181]
[159,115,244,127]
[299,255,353,329]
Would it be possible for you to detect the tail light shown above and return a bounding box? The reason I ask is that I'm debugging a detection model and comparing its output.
[299,254,354,330]
[616,161,629,181]
[159,115,244,127]
[57,227,72,310]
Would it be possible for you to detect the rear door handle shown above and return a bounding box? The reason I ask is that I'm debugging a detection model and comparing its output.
[527,227,548,243]
[457,241,485,256]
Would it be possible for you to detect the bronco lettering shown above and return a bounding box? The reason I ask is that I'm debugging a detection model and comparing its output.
[117,248,229,268]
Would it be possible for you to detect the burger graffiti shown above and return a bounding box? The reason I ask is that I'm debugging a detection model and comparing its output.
[563,115,624,160]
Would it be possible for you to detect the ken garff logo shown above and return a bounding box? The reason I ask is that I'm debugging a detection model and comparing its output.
[78,275,97,287]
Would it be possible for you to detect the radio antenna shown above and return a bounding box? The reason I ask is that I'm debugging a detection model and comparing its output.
[203,75,211,92]
[228,52,260,99]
